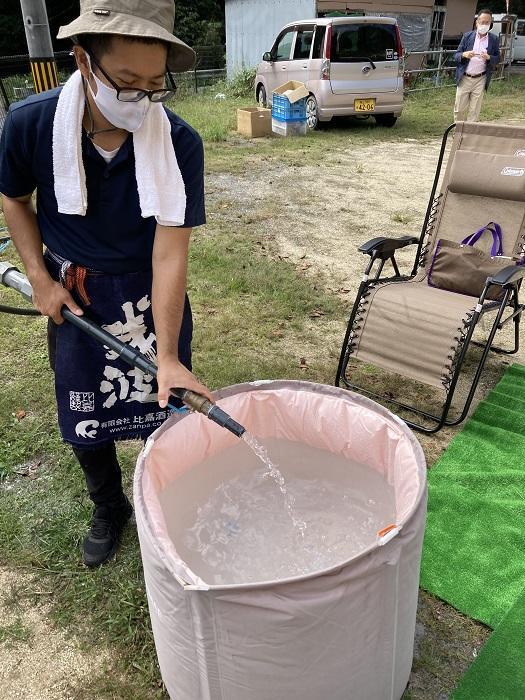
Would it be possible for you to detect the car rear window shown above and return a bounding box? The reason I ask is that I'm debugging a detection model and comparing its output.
[330,23,397,63]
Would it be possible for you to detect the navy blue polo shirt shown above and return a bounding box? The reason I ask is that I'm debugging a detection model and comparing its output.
[0,88,205,274]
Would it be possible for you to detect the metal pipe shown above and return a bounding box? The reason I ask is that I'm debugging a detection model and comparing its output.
[0,262,245,438]
[20,0,54,59]
[19,0,59,93]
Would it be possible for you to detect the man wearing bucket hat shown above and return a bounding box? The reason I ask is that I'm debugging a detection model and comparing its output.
[0,1,213,567]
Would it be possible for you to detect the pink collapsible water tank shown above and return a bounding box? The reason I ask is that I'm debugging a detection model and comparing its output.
[134,380,427,700]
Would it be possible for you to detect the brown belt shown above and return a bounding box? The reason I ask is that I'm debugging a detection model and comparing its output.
[465,71,486,78]
[46,249,103,307]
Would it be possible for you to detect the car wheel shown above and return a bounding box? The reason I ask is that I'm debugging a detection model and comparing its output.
[375,114,397,128]
[257,84,267,108]
[306,94,319,129]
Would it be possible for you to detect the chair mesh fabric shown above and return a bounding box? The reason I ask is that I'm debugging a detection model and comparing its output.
[353,280,477,389]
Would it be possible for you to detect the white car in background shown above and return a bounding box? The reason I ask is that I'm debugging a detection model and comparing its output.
[255,16,404,129]
[513,18,525,62]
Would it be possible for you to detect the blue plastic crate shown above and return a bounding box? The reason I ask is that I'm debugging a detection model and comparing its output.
[271,93,307,122]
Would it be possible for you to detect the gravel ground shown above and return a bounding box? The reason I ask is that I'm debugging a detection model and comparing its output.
[0,567,109,700]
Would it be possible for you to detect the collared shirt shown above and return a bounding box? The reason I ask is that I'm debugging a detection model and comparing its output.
[0,88,206,274]
[466,32,489,75]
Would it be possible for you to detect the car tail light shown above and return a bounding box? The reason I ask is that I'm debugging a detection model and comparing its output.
[395,25,404,76]
[325,24,332,60]
[321,25,332,80]
[395,25,403,59]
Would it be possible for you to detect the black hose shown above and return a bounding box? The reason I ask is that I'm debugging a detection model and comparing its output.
[0,304,41,316]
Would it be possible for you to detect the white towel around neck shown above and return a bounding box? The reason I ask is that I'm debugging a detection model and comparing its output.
[52,70,186,226]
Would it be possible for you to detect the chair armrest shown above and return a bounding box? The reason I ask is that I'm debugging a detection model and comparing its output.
[358,236,419,257]
[488,265,525,287]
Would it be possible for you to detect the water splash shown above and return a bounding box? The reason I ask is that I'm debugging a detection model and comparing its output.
[242,431,307,539]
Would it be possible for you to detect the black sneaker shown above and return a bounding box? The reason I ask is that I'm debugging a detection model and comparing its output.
[82,496,133,568]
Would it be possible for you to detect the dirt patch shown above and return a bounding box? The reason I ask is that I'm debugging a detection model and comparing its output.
[0,567,109,700]
[206,133,525,455]
[207,139,443,295]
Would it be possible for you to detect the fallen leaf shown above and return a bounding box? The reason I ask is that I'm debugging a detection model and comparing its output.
[299,358,309,371]
[14,459,41,478]
[309,309,325,318]
[15,409,26,420]
[271,330,284,337]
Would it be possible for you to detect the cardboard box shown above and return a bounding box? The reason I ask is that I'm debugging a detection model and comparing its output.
[237,107,271,138]
[272,81,309,104]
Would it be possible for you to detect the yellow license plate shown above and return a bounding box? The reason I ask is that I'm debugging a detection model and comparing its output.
[354,98,376,112]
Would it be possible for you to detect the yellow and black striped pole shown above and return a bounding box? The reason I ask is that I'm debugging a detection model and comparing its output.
[30,57,59,93]
[20,0,59,94]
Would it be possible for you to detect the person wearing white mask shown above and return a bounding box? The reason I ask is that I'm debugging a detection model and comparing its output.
[453,9,501,122]
[0,1,214,568]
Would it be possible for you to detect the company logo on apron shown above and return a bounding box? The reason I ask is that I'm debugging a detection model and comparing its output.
[500,167,525,177]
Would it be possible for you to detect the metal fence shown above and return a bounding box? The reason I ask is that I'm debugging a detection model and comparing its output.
[0,46,226,130]
[404,48,456,92]
[404,47,510,92]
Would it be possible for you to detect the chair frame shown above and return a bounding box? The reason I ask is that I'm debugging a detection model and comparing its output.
[335,124,525,433]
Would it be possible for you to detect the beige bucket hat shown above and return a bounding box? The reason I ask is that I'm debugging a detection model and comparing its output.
[57,0,196,72]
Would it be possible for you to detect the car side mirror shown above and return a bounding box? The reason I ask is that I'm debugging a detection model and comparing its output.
[263,52,273,62]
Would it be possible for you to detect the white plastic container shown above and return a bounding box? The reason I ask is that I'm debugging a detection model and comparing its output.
[134,381,427,700]
[271,117,307,137]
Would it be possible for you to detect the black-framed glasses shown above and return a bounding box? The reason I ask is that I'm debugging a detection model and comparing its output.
[89,54,177,103]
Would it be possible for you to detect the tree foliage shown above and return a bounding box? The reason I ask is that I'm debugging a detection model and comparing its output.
[175,0,225,45]
[0,1,225,57]
[477,0,525,15]
[0,0,28,56]
[1,1,521,58]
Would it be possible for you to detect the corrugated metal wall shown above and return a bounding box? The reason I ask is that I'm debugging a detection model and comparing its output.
[317,0,433,11]
[225,0,316,78]
[443,2,477,39]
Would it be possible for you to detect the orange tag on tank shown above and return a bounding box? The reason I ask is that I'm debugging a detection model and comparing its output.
[377,524,397,538]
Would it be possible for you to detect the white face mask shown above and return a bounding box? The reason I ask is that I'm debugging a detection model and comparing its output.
[477,24,490,36]
[85,55,151,132]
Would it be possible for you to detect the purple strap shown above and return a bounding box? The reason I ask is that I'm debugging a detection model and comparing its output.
[461,222,503,256]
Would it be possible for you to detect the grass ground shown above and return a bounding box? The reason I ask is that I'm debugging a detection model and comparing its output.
[1,75,524,698]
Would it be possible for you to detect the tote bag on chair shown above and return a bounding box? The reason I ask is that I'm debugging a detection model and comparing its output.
[428,222,523,301]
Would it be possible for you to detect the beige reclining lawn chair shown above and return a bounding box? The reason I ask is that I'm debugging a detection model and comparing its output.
[336,121,525,433]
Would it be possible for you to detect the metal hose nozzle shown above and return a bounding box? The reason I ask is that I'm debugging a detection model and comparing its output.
[170,389,246,438]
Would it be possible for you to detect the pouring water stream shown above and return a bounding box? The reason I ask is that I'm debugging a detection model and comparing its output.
[242,431,307,538]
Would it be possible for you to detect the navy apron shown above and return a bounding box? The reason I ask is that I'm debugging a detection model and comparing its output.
[45,251,192,449]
